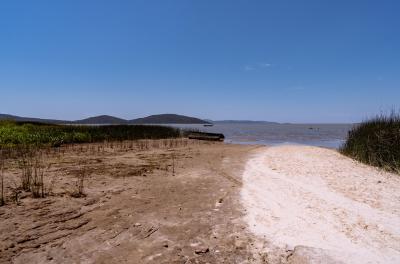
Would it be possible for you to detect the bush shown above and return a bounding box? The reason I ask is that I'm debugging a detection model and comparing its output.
[340,112,400,173]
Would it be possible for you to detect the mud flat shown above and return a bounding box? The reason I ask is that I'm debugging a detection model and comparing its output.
[241,145,400,263]
[0,140,262,263]
[3,141,399,263]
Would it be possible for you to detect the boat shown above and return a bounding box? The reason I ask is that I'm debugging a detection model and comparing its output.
[188,132,224,141]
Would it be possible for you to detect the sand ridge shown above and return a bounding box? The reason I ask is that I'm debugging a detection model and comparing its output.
[241,145,400,263]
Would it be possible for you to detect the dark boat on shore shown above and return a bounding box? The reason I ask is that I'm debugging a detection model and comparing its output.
[188,132,224,141]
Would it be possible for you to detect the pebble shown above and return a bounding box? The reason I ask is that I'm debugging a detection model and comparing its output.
[195,248,209,254]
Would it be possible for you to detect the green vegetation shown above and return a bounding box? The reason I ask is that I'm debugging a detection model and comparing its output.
[0,121,182,148]
[0,121,189,205]
[340,112,400,173]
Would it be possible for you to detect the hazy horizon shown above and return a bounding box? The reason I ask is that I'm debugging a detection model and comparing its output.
[1,109,398,124]
[1,111,360,124]
[1,1,399,123]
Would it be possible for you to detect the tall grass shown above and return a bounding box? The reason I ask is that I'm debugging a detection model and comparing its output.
[0,121,183,201]
[0,121,182,147]
[340,112,400,173]
[70,162,86,198]
[0,149,4,206]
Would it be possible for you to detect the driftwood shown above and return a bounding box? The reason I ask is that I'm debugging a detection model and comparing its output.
[187,132,225,141]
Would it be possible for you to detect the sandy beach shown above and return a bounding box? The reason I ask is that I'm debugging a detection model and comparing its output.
[2,1,398,262]
[242,145,400,263]
[1,141,399,263]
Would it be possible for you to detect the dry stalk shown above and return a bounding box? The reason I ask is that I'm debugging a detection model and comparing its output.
[0,149,4,206]
[71,164,86,198]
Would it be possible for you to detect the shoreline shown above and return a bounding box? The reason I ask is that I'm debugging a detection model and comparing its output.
[225,139,344,150]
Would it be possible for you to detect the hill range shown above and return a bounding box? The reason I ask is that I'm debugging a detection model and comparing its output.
[0,114,211,125]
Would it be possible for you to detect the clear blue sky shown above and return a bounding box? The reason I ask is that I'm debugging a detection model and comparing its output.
[1,0,399,123]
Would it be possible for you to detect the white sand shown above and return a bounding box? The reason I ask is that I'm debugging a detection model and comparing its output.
[241,145,400,263]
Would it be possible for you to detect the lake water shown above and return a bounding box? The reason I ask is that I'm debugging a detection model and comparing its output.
[172,123,354,149]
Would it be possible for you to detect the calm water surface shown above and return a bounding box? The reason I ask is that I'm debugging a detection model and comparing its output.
[172,123,354,149]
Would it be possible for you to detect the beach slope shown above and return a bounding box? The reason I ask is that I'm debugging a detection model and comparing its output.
[242,145,400,263]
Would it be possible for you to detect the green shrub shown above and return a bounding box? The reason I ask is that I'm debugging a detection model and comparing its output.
[340,112,400,173]
[71,132,91,143]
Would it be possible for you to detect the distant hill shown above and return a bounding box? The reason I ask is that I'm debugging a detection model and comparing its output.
[75,115,128,124]
[0,114,67,124]
[0,113,210,125]
[130,114,210,124]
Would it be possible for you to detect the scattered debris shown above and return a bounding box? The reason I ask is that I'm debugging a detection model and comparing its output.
[143,226,159,238]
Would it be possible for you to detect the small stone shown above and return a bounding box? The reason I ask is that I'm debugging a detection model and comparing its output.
[195,248,209,254]
[134,223,141,227]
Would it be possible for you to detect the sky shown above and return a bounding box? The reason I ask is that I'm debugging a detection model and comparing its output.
[0,0,399,123]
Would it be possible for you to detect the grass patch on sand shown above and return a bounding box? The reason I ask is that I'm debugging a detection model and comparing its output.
[0,121,182,148]
[340,112,400,173]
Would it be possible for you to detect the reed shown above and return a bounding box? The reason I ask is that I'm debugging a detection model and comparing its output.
[340,111,400,173]
[31,155,47,198]
[0,121,182,148]
[0,149,4,206]
[71,165,86,198]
